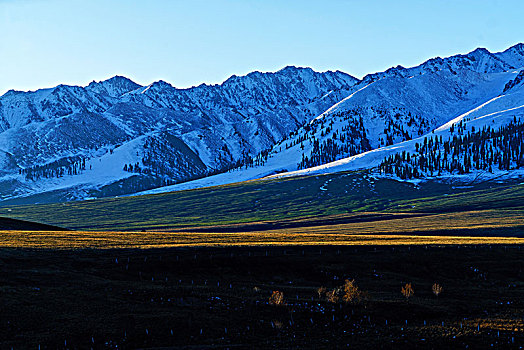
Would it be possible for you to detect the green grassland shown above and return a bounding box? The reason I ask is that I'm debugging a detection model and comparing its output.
[0,171,523,235]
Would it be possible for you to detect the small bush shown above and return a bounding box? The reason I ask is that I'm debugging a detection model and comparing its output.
[324,280,367,304]
[432,283,443,298]
[317,286,327,299]
[401,283,414,301]
[269,291,285,305]
[326,288,342,303]
[272,319,284,329]
[343,279,363,304]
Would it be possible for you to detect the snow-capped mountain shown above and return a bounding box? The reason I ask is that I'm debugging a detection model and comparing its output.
[0,66,357,202]
[86,76,142,98]
[137,43,524,196]
[496,43,524,69]
[1,44,524,203]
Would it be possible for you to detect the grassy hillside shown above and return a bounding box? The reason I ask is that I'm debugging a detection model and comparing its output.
[0,171,523,233]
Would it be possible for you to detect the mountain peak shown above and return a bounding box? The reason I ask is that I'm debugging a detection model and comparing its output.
[52,84,75,93]
[277,65,311,73]
[149,80,173,88]
[135,80,175,95]
[1,89,23,98]
[468,47,490,55]
[495,43,524,69]
[87,75,137,87]
[386,65,407,73]
[86,75,141,97]
[105,75,138,84]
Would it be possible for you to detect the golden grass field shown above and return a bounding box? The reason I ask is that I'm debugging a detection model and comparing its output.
[1,209,523,249]
[1,231,522,249]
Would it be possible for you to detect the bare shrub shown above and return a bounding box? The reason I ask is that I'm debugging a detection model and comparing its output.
[272,319,284,329]
[343,279,363,304]
[324,280,368,304]
[326,288,342,303]
[269,290,285,305]
[432,283,443,298]
[401,283,414,301]
[317,286,327,299]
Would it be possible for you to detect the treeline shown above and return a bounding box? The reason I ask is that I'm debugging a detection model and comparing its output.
[378,117,524,179]
[21,157,88,181]
[138,137,178,180]
[123,162,142,174]
[379,111,426,146]
[297,111,370,169]
[367,106,430,147]
[227,106,431,173]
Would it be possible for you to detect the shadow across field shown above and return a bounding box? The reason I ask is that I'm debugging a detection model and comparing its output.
[167,212,429,233]
[167,210,524,238]
[0,216,66,231]
[0,245,522,349]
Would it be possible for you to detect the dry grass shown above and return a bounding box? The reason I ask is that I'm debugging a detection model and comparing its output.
[475,318,524,332]
[0,229,522,249]
[1,208,522,249]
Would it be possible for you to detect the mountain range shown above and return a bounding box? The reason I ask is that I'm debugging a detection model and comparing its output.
[1,43,524,204]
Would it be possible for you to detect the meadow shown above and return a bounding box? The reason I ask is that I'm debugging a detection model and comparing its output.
[0,172,523,348]
[0,170,523,234]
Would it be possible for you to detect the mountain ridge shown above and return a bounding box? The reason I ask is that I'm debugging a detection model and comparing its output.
[0,65,357,202]
[136,44,524,196]
[1,44,524,203]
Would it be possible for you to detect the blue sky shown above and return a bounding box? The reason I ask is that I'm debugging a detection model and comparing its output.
[1,0,523,94]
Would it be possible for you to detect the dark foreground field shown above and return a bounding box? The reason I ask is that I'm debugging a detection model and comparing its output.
[1,245,522,349]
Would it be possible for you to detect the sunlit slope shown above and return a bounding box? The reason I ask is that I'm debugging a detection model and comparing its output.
[1,229,522,249]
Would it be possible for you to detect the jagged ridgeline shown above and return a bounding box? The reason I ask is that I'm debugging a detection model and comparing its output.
[0,67,357,201]
[1,43,524,202]
[378,117,524,180]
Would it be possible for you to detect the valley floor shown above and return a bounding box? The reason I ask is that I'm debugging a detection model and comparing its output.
[0,171,523,348]
[0,226,523,250]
